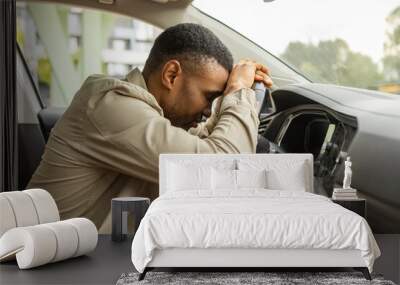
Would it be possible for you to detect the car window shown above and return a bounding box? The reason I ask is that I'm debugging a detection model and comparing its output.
[193,0,400,95]
[16,2,163,108]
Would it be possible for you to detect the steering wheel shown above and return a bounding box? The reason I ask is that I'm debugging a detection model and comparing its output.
[256,135,286,153]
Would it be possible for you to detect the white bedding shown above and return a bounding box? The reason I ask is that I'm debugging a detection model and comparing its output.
[131,190,380,273]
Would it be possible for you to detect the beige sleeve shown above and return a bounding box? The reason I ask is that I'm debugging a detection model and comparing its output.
[86,88,259,182]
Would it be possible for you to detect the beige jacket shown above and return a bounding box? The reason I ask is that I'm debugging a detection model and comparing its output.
[28,68,259,230]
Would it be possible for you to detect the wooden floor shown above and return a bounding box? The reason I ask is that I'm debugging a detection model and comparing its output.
[0,235,399,284]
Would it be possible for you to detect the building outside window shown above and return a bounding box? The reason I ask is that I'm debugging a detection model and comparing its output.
[16,1,162,107]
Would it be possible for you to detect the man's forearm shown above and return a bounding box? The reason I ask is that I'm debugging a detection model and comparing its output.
[187,95,223,138]
[200,88,260,153]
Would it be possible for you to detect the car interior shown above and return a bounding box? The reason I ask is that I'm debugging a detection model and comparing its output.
[15,0,307,189]
[14,0,400,233]
[2,0,400,284]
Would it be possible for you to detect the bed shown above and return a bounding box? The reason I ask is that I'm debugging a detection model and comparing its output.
[131,154,380,281]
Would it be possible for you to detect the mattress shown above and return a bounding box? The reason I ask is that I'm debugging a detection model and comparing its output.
[131,189,380,273]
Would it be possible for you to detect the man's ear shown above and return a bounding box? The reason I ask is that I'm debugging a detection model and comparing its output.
[161,60,182,90]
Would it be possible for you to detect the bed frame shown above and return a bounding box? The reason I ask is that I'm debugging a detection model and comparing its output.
[138,154,371,281]
[140,248,371,280]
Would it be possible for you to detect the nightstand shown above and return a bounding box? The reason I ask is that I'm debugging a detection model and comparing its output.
[331,198,366,218]
[111,197,150,242]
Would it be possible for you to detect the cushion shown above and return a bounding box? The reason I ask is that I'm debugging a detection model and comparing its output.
[167,163,212,191]
[0,196,16,237]
[212,168,237,190]
[0,218,97,269]
[63,218,98,257]
[236,169,268,189]
[266,162,307,191]
[0,189,60,237]
[42,221,79,262]
[212,168,268,190]
[160,156,237,195]
[23,189,60,224]
[0,189,98,269]
[238,159,308,191]
[0,191,39,228]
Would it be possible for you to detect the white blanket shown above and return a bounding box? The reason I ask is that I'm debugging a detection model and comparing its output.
[131,190,380,273]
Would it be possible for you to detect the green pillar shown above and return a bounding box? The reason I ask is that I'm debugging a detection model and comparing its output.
[81,10,103,79]
[28,3,80,103]
[50,73,68,107]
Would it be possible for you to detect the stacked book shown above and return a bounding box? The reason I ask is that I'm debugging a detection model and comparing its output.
[332,188,358,200]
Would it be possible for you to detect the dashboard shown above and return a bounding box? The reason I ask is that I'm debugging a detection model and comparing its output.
[256,91,358,196]
[253,83,400,233]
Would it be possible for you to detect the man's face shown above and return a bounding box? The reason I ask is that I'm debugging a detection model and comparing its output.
[162,61,229,130]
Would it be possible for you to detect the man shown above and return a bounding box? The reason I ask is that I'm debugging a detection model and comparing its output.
[28,23,272,232]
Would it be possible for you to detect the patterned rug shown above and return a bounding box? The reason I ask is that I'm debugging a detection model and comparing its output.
[116,271,396,285]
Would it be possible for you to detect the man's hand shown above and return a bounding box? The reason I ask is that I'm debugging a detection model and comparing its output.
[223,59,273,95]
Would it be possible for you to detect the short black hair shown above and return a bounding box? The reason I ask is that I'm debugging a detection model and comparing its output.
[143,23,233,76]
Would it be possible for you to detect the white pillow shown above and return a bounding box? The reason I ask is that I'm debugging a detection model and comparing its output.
[237,159,308,192]
[212,168,237,190]
[266,162,307,191]
[236,169,268,189]
[167,163,212,191]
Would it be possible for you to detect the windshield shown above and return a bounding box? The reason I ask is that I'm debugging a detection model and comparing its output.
[193,0,400,95]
